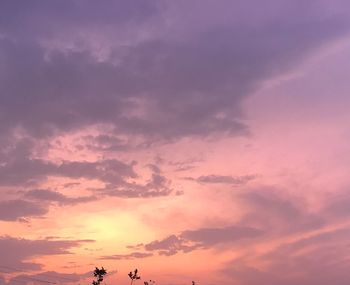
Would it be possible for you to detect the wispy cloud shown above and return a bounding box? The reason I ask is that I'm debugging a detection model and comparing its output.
[100,252,153,260]
[139,225,263,256]
[185,174,255,186]
[0,236,93,270]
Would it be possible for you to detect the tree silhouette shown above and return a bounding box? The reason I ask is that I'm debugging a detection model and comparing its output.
[128,269,141,285]
[91,266,194,285]
[92,267,107,285]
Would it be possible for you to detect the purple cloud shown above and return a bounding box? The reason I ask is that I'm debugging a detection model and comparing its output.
[24,189,96,206]
[238,189,325,235]
[222,227,350,285]
[0,1,349,142]
[100,252,153,260]
[0,199,48,221]
[143,225,263,256]
[187,174,255,185]
[0,155,136,187]
[0,236,93,271]
[3,270,91,285]
[0,137,174,200]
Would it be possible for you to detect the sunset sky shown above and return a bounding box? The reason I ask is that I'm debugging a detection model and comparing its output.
[1,1,350,285]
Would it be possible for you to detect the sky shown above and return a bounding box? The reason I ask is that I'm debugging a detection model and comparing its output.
[1,1,350,284]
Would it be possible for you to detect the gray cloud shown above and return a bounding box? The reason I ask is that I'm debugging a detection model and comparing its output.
[82,134,132,152]
[2,270,91,285]
[0,2,348,219]
[139,188,333,257]
[144,235,194,256]
[215,190,350,285]
[0,1,349,142]
[0,138,136,187]
[187,174,255,185]
[181,226,263,244]
[143,225,263,256]
[238,190,325,235]
[100,172,173,198]
[0,199,48,221]
[117,187,350,283]
[222,227,350,285]
[0,236,93,271]
[0,137,173,200]
[100,252,153,260]
[324,192,350,219]
[0,0,159,42]
[24,189,96,206]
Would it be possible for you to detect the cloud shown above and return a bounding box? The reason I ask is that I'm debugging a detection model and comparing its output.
[82,134,132,152]
[0,199,48,221]
[100,172,173,198]
[2,270,91,285]
[134,187,325,260]
[139,188,334,258]
[0,236,93,271]
[24,189,96,206]
[100,252,153,260]
[143,225,263,256]
[0,157,136,187]
[187,174,255,185]
[0,1,349,142]
[238,189,325,235]
[144,235,194,256]
[0,137,173,199]
[0,0,159,42]
[324,191,350,219]
[222,227,350,285]
[0,2,348,284]
[181,226,263,245]
[211,189,350,285]
[0,136,136,187]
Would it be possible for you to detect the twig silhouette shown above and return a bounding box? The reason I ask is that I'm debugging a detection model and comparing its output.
[92,267,107,285]
[128,269,141,285]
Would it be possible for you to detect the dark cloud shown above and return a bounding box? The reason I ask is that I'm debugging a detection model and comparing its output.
[100,172,173,198]
[0,137,173,200]
[222,227,350,285]
[100,252,153,260]
[0,236,93,271]
[0,0,159,41]
[143,225,263,256]
[214,190,350,285]
[82,134,131,152]
[0,1,349,142]
[238,190,325,235]
[146,164,161,174]
[324,192,350,219]
[2,270,91,285]
[181,226,263,245]
[0,199,48,221]
[187,174,255,185]
[144,235,194,256]
[139,188,331,257]
[0,138,136,187]
[0,36,246,140]
[24,189,96,206]
[168,157,202,172]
